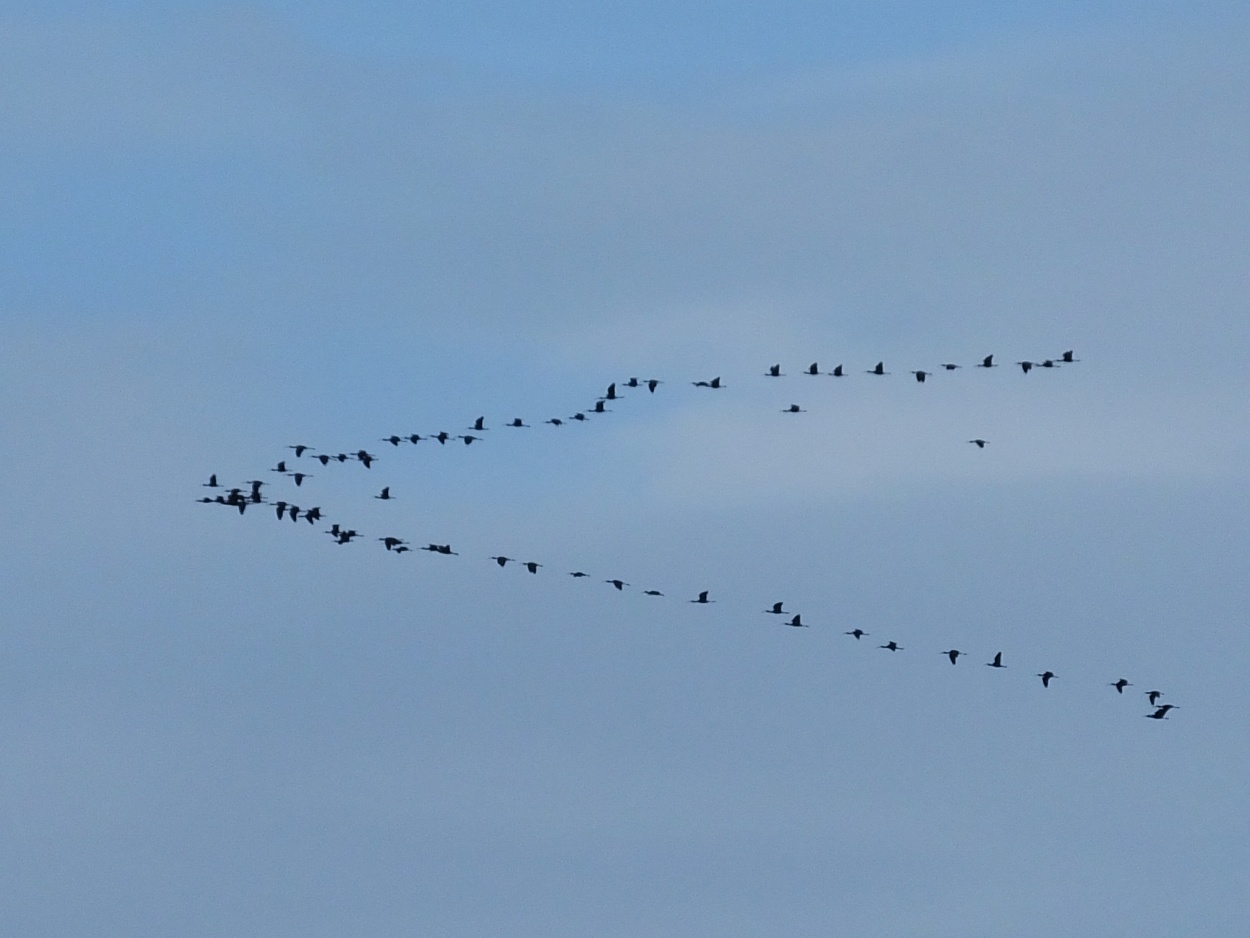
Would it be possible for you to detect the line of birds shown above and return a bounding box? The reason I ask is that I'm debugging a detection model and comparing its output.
[196,348,1176,720]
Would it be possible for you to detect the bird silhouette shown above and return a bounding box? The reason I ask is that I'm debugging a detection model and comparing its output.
[978,355,996,368]
[1145,690,1164,706]
[374,487,391,500]
[911,370,930,383]
[591,400,610,414]
[831,364,844,377]
[1038,671,1055,688]
[471,416,486,431]
[379,536,406,551]
[490,556,513,567]
[507,418,530,428]
[523,562,541,574]
[1017,361,1034,374]
[943,649,962,665]
[782,404,806,413]
[690,590,713,604]
[271,461,287,473]
[433,432,452,444]
[940,363,961,371]
[647,379,661,393]
[382,435,402,446]
[203,474,219,487]
[786,614,806,627]
[460,435,480,445]
[316,453,332,465]
[969,439,988,448]
[1059,350,1079,363]
[765,364,783,377]
[274,501,288,520]
[1145,705,1177,719]
[605,579,628,590]
[356,450,376,468]
[643,589,663,596]
[805,362,821,376]
[1111,679,1132,694]
[867,362,888,375]
[987,652,1005,668]
[287,471,311,486]
[765,602,786,615]
[879,640,903,651]
[288,445,312,457]
[570,412,587,421]
[603,383,619,400]
[1039,359,1058,369]
[569,571,589,577]
[407,434,422,444]
[846,629,868,639]
[421,543,457,555]
[692,377,723,388]
[545,418,564,426]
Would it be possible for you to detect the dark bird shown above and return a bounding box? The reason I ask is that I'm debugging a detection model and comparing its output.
[316,453,332,465]
[286,471,311,486]
[203,474,219,487]
[434,432,452,444]
[288,445,312,457]
[846,629,868,639]
[523,562,541,574]
[831,364,844,377]
[375,487,391,500]
[606,579,629,590]
[569,571,589,578]
[603,383,618,400]
[545,418,564,426]
[782,404,806,413]
[643,589,663,596]
[765,602,786,615]
[690,591,713,604]
[335,453,350,462]
[867,362,888,375]
[647,379,661,393]
[304,507,321,523]
[1111,679,1132,694]
[471,416,486,431]
[943,649,962,665]
[969,439,988,448]
[1145,704,1177,719]
[1017,360,1034,374]
[507,418,530,427]
[805,362,820,376]
[1059,350,1079,363]
[879,640,903,651]
[591,400,609,414]
[407,434,422,444]
[692,377,723,388]
[274,501,288,520]
[379,536,406,551]
[1039,359,1058,369]
[421,543,457,555]
[625,378,640,388]
[248,480,264,501]
[382,435,403,446]
[911,370,930,383]
[490,556,513,567]
[393,545,411,553]
[1146,690,1164,706]
[356,450,375,468]
[1038,671,1055,688]
[940,363,961,371]
[765,364,783,377]
[570,412,587,421]
[786,614,807,627]
[460,435,480,445]
[987,651,1006,668]
[288,505,300,522]
[978,355,996,368]
[337,529,359,544]
[271,461,287,473]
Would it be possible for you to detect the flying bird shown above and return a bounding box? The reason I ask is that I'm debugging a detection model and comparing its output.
[969,439,988,448]
[1110,679,1132,694]
[591,400,610,414]
[690,591,713,604]
[940,363,961,371]
[879,640,903,651]
[987,652,1006,668]
[490,556,513,567]
[203,474,218,488]
[605,579,629,590]
[867,362,888,375]
[523,562,541,574]
[374,487,391,500]
[382,435,403,446]
[471,416,486,431]
[1059,350,1079,363]
[786,614,806,627]
[434,432,452,444]
[356,450,376,468]
[692,377,723,388]
[943,649,962,665]
[978,355,996,368]
[765,602,786,615]
[570,412,587,421]
[831,365,844,377]
[911,370,930,383]
[460,434,480,445]
[569,571,589,577]
[379,536,406,551]
[846,629,868,640]
[1017,361,1034,374]
[287,471,311,486]
[1038,671,1055,688]
[765,364,783,377]
[1146,690,1164,706]
[288,445,312,457]
[647,379,661,393]
[545,418,564,426]
[507,418,529,428]
[1145,705,1177,719]
[805,362,821,376]
[602,383,619,400]
[782,404,806,413]
[643,589,663,596]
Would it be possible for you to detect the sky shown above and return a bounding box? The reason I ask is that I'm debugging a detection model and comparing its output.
[2,2,1249,935]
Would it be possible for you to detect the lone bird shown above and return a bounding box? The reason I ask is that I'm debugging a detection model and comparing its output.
[203,474,219,488]
[846,629,868,639]
[692,377,723,388]
[782,404,806,413]
[374,486,391,500]
[1110,679,1132,694]
[1146,690,1164,706]
[879,640,903,651]
[690,590,714,604]
[987,651,1006,668]
[969,439,988,448]
[867,361,888,375]
[765,602,786,615]
[943,649,962,665]
[1145,704,1177,719]
[1038,670,1055,688]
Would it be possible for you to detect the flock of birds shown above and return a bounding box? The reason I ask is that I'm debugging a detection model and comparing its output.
[197,349,1180,721]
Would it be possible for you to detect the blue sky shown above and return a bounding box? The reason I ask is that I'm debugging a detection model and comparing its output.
[3,3,1250,935]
